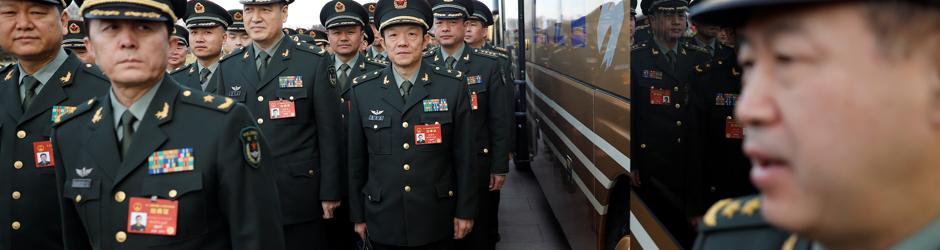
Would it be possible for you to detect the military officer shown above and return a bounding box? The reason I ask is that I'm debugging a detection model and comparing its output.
[53,0,285,249]
[686,1,756,209]
[363,2,388,61]
[634,0,654,44]
[631,0,711,247]
[311,30,330,51]
[0,0,110,248]
[213,0,343,248]
[167,24,190,72]
[424,1,512,249]
[319,0,388,248]
[348,0,476,248]
[223,9,250,55]
[170,0,232,92]
[63,20,94,64]
[690,0,940,249]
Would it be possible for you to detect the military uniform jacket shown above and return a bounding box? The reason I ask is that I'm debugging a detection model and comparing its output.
[0,52,109,250]
[347,62,476,247]
[214,37,343,225]
[630,41,710,216]
[53,80,285,250]
[329,55,387,197]
[425,46,513,186]
[169,63,218,93]
[690,43,756,205]
[483,43,519,153]
[693,196,813,250]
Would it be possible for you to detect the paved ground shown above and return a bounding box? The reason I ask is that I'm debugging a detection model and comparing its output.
[495,159,572,250]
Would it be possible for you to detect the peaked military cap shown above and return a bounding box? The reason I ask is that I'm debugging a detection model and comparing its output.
[184,0,232,29]
[227,9,245,31]
[364,2,378,23]
[691,0,940,27]
[429,0,474,20]
[172,24,189,46]
[77,0,186,23]
[32,0,72,7]
[321,0,370,29]
[297,27,308,34]
[293,34,315,44]
[374,0,433,31]
[63,20,87,50]
[631,0,637,16]
[240,0,294,5]
[311,30,329,45]
[282,27,298,35]
[468,0,493,26]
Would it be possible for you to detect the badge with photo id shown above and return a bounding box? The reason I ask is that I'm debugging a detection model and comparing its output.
[33,141,54,168]
[725,117,744,139]
[269,100,296,119]
[414,124,442,145]
[127,197,179,236]
[650,88,672,105]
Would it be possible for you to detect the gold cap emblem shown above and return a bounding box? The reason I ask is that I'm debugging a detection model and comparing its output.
[68,23,80,34]
[335,2,346,12]
[194,3,205,14]
[233,11,243,21]
[394,0,407,9]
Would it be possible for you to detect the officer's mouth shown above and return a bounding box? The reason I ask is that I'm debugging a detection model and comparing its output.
[746,145,792,191]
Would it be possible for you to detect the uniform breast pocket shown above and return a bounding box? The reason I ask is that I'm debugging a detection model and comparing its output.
[416,113,452,152]
[140,173,208,245]
[363,119,392,155]
[271,88,310,125]
[63,178,101,231]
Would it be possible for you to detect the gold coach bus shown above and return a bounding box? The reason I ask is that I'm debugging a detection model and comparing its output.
[494,1,631,249]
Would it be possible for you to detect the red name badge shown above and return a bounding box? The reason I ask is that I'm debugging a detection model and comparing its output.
[414,124,443,145]
[33,141,54,168]
[725,117,744,139]
[650,88,672,105]
[268,100,297,119]
[470,92,479,110]
[127,197,179,236]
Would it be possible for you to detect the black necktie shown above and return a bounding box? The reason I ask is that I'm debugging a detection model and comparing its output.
[257,51,270,80]
[199,68,211,84]
[120,110,137,158]
[337,64,350,90]
[400,80,412,101]
[444,56,456,70]
[667,51,678,71]
[21,75,39,111]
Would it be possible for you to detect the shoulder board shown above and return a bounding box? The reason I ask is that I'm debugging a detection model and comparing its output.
[431,65,462,80]
[352,70,383,85]
[422,49,436,58]
[221,47,246,61]
[472,48,501,61]
[491,46,508,54]
[78,63,109,81]
[700,195,771,232]
[295,43,327,56]
[179,87,236,113]
[170,64,193,75]
[684,43,710,54]
[631,42,648,51]
[364,57,389,67]
[54,98,98,126]
[636,24,649,30]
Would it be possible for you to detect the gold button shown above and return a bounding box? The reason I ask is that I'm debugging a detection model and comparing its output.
[403,143,410,150]
[404,186,412,192]
[75,194,82,203]
[434,122,440,125]
[640,144,647,149]
[257,118,264,124]
[341,114,345,119]
[16,130,26,139]
[257,96,264,102]
[373,124,378,129]
[675,104,681,109]
[115,231,127,243]
[448,191,454,197]
[308,169,315,176]
[13,161,23,169]
[11,221,20,230]
[676,121,683,126]
[12,191,21,200]
[403,164,411,171]
[289,96,295,101]
[677,138,682,143]
[168,189,178,198]
[114,191,126,203]
[402,122,409,128]
[727,116,733,120]
[340,98,345,103]
[483,148,489,154]
[183,90,192,96]
[674,87,679,92]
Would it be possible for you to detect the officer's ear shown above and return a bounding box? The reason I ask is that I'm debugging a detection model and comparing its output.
[280,4,289,24]
[59,8,69,35]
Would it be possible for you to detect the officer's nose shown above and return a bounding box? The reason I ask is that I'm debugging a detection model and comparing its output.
[735,61,779,130]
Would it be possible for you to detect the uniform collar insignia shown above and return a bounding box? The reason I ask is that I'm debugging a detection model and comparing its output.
[91,107,103,125]
[421,73,429,82]
[282,49,290,58]
[4,69,13,81]
[155,102,170,120]
[60,71,72,84]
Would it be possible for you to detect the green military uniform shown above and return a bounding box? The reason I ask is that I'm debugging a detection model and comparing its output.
[54,1,284,249]
[213,0,341,248]
[425,1,513,249]
[0,2,110,246]
[348,0,477,248]
[693,196,812,250]
[170,0,232,92]
[319,1,388,248]
[630,0,711,247]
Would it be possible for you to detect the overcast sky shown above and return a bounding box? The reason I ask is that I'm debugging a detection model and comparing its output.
[211,0,497,29]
